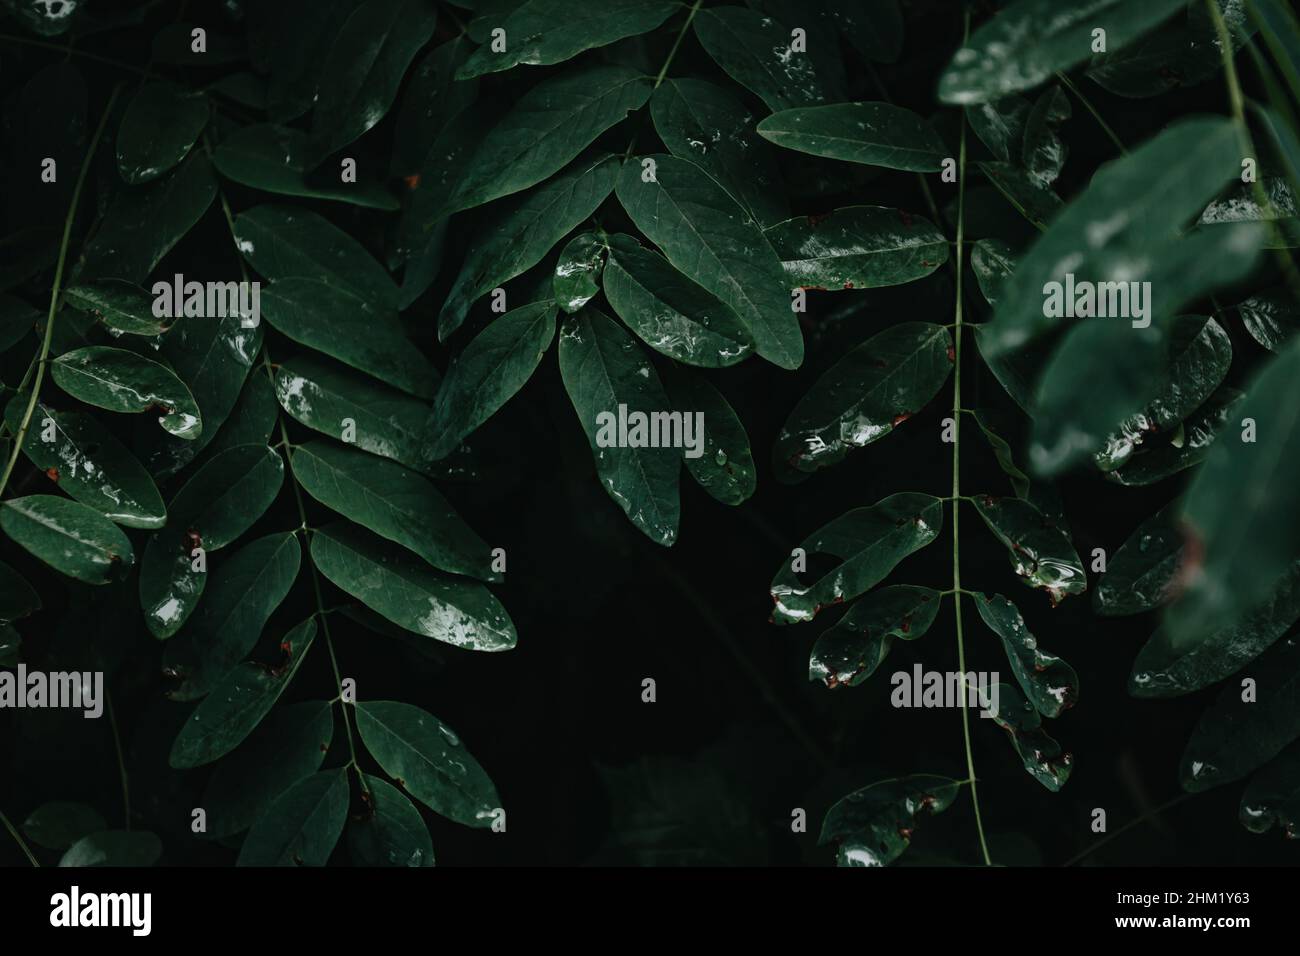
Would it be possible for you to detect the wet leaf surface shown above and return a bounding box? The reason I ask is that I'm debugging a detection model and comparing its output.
[972,495,1085,604]
[756,102,946,172]
[115,82,209,185]
[1094,502,1183,617]
[975,592,1079,718]
[987,681,1073,791]
[661,365,755,506]
[766,206,948,290]
[820,774,962,867]
[348,774,435,867]
[809,585,940,688]
[52,346,202,440]
[0,495,134,585]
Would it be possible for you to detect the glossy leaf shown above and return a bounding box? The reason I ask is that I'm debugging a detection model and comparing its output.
[693,6,838,111]
[767,206,948,291]
[202,701,334,840]
[458,0,676,78]
[977,161,1063,230]
[429,301,557,461]
[236,769,349,866]
[1106,386,1244,487]
[770,493,943,625]
[4,398,164,529]
[972,495,1085,604]
[615,154,801,369]
[809,586,941,688]
[1180,636,1300,792]
[59,831,162,867]
[938,0,1188,103]
[311,523,516,651]
[64,280,169,336]
[1238,288,1300,352]
[437,154,618,338]
[602,235,754,368]
[276,356,439,474]
[349,774,435,867]
[1240,742,1300,837]
[213,124,398,210]
[1095,503,1183,617]
[233,205,401,309]
[52,346,202,440]
[437,66,651,220]
[987,682,1073,791]
[0,496,133,584]
[390,37,479,179]
[650,78,789,228]
[116,82,209,184]
[975,592,1079,717]
[820,775,962,867]
[1130,562,1300,698]
[972,408,1030,498]
[557,308,682,546]
[967,95,1031,163]
[354,700,500,827]
[662,365,756,506]
[261,278,437,399]
[307,0,438,162]
[774,322,953,473]
[292,441,498,581]
[756,103,946,172]
[170,618,317,768]
[553,233,608,314]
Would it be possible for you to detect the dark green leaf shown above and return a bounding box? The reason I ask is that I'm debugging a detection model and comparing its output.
[354,699,501,827]
[987,682,1073,791]
[967,95,1031,163]
[261,278,437,399]
[437,65,651,220]
[774,322,953,473]
[59,831,161,867]
[938,0,1188,103]
[1095,502,1183,617]
[312,523,516,651]
[391,38,479,178]
[64,281,169,336]
[458,0,676,78]
[693,6,838,111]
[234,205,401,309]
[79,153,217,284]
[1240,742,1300,836]
[971,408,1030,498]
[1106,386,1244,487]
[349,774,435,867]
[276,355,439,474]
[0,559,40,625]
[756,103,947,172]
[1021,86,1071,188]
[262,0,355,123]
[213,125,398,210]
[430,301,557,461]
[170,618,317,768]
[770,493,943,625]
[557,308,681,546]
[1238,288,1300,352]
[51,346,201,440]
[202,701,334,840]
[662,365,756,506]
[21,802,106,851]
[975,592,1079,717]
[650,78,789,228]
[602,235,754,368]
[1130,562,1300,698]
[615,155,802,369]
[553,233,608,314]
[820,775,962,867]
[977,161,1062,230]
[972,495,1085,604]
[1181,636,1300,792]
[292,441,498,581]
[437,154,618,337]
[236,769,349,866]
[308,0,439,163]
[116,82,209,185]
[3,398,164,529]
[767,206,948,290]
[808,585,941,687]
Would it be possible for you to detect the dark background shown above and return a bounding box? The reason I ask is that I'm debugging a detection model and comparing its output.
[1,0,1294,866]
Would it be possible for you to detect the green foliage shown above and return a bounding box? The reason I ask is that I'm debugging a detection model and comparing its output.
[1,0,1298,871]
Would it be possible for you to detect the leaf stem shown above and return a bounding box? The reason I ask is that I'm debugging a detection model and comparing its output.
[106,692,131,831]
[951,30,992,867]
[1062,792,1195,866]
[623,0,704,158]
[1205,0,1300,299]
[0,808,38,867]
[1054,71,1127,156]
[0,84,121,501]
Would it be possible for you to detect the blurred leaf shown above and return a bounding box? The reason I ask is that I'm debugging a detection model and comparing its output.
[1240,742,1300,837]
[59,830,161,867]
[21,802,106,851]
[0,559,40,625]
